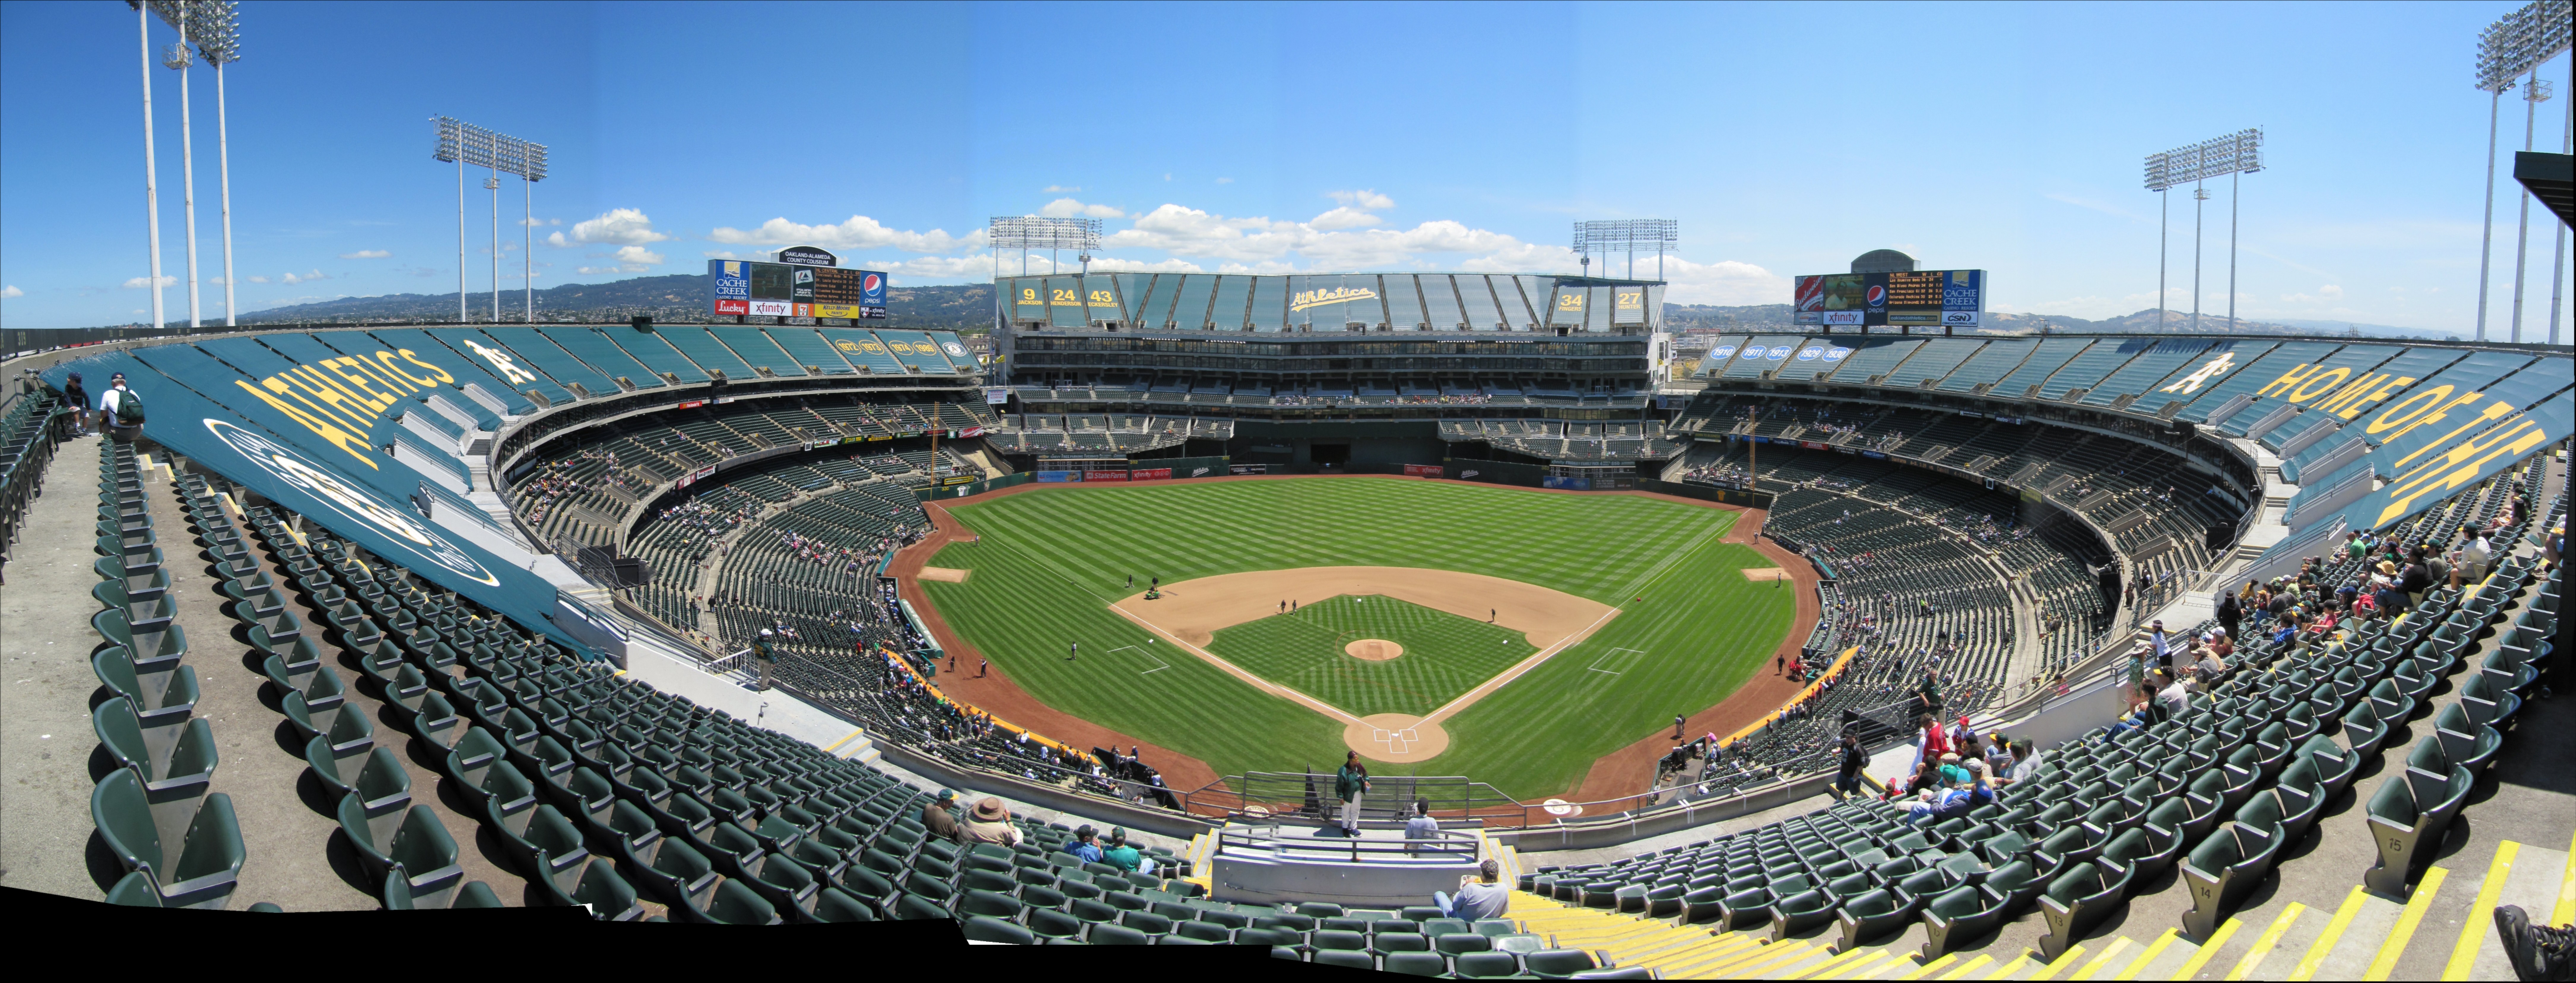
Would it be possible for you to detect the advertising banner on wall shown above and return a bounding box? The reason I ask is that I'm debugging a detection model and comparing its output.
[1036,471,1079,482]
[1542,475,1591,490]
[1084,470,1130,482]
[985,388,1011,404]
[1229,464,1269,475]
[1130,467,1172,481]
[1402,464,1445,478]
[710,258,886,319]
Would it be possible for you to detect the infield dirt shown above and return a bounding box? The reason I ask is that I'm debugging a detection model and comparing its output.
[1110,567,1613,649]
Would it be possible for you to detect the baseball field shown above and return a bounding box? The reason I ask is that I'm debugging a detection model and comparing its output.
[915,477,1794,800]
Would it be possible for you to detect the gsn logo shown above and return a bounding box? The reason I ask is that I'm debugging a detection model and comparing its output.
[203,419,501,586]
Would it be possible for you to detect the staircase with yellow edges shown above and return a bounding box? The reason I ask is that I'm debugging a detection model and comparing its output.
[1485,829,2575,980]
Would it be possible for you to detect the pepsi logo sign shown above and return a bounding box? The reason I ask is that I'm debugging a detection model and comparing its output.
[864,273,882,293]
[1865,285,1887,306]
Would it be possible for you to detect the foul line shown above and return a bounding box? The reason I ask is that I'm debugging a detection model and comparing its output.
[1421,604,1625,724]
[1105,601,1366,726]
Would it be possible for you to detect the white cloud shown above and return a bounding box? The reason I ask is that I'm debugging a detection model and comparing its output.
[709,215,977,253]
[1643,257,1791,307]
[1039,198,1124,219]
[248,275,271,284]
[704,250,746,261]
[1042,185,1081,193]
[546,208,672,248]
[0,285,21,298]
[1327,189,1396,210]
[1307,206,1381,231]
[576,245,664,275]
[280,269,328,285]
[122,275,178,289]
[339,249,390,259]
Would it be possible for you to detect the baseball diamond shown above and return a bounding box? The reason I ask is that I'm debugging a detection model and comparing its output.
[914,476,1793,798]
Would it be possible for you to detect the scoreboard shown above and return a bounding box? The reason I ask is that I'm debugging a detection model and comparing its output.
[1793,269,1985,327]
[709,258,888,319]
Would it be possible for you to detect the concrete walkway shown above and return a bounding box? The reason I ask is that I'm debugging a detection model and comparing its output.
[0,433,108,900]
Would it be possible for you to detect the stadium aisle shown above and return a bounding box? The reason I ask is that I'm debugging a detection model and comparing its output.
[0,432,108,900]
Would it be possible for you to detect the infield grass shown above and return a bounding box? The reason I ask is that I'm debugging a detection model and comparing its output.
[919,477,1791,798]
[1204,594,1537,718]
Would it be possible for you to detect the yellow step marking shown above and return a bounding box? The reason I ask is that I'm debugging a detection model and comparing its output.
[1726,942,1820,979]
[1987,951,2049,979]
[1781,946,1875,979]
[1937,954,1998,979]
[819,727,868,752]
[1697,940,1807,977]
[2071,936,2134,980]
[1832,952,1896,979]
[2118,929,2180,980]
[2288,887,2368,982]
[2553,828,2576,928]
[1895,952,1962,980]
[2027,945,2085,982]
[1643,936,1758,970]
[2224,903,2306,980]
[2362,865,2448,981]
[2168,917,2242,980]
[1643,936,1758,971]
[2443,841,2521,981]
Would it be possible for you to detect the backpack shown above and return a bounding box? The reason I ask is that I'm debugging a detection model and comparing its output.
[114,391,144,425]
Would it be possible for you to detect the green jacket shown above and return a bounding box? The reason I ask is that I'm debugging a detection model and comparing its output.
[1335,765,1368,802]
[752,639,777,663]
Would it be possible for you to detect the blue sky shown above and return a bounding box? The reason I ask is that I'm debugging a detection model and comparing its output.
[2,0,2568,336]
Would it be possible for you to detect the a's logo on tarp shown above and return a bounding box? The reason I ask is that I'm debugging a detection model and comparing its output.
[204,419,500,586]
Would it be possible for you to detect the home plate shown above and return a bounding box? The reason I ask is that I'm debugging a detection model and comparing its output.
[1344,713,1449,763]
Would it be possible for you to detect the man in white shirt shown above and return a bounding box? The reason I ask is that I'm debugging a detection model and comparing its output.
[1403,800,1440,854]
[2148,621,2172,669]
[97,372,139,443]
[2154,671,2191,720]
[1436,860,1511,921]
[2454,528,2493,588]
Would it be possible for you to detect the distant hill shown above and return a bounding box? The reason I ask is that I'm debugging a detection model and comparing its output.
[1666,302,2457,340]
[239,276,999,332]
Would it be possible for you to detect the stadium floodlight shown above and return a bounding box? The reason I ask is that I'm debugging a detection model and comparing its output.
[2144,128,2263,333]
[2471,0,2571,342]
[433,117,548,323]
[1573,220,1680,280]
[184,1,240,328]
[150,1,205,330]
[127,3,166,331]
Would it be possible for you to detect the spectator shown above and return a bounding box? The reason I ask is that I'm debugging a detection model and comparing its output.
[1403,800,1440,851]
[1102,828,1149,874]
[2153,669,2191,720]
[1069,825,1104,865]
[1833,732,1867,799]
[958,797,1021,848]
[1436,860,1512,921]
[921,789,961,841]
[98,372,140,443]
[60,373,90,436]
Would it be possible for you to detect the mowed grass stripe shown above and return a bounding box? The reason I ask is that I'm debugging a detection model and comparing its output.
[925,479,1772,796]
[1206,594,1537,717]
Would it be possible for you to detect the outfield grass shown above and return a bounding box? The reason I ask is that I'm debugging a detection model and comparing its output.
[1203,594,1537,718]
[919,477,1790,798]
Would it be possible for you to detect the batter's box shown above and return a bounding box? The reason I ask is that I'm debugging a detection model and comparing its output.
[1587,647,1648,676]
[1105,644,1173,675]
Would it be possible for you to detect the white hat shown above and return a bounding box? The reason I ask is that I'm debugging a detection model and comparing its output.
[759,628,774,636]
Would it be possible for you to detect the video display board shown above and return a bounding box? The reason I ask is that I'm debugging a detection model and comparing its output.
[708,259,887,318]
[1793,269,1985,327]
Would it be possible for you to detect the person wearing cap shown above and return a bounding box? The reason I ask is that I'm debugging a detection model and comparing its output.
[60,373,91,436]
[1102,828,1148,874]
[1935,752,1971,788]
[97,372,139,444]
[1435,859,1510,921]
[1069,825,1104,865]
[921,789,962,841]
[1334,750,1371,837]
[752,629,779,690]
[2455,527,2493,589]
[2148,620,2172,668]
[959,797,1021,848]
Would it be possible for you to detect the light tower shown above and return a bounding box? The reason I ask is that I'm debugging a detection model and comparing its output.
[1572,220,1680,280]
[433,117,547,323]
[2471,0,2571,342]
[2145,129,2263,333]
[127,2,166,331]
[185,1,239,327]
[151,1,203,329]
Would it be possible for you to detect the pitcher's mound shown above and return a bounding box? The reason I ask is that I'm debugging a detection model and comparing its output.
[1344,638,1404,661]
[1345,713,1449,762]
[1740,567,1789,582]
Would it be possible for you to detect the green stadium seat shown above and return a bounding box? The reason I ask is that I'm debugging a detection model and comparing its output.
[1087,923,1153,945]
[2364,755,2473,896]
[338,800,464,909]
[811,886,878,923]
[92,770,242,909]
[2036,860,2129,961]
